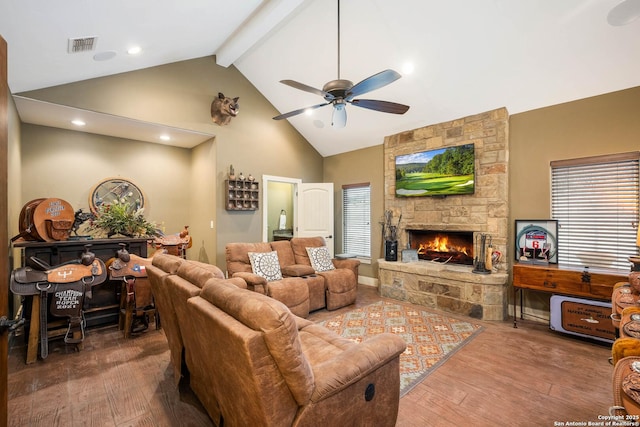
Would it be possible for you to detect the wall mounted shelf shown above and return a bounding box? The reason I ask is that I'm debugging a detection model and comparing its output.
[225,179,259,211]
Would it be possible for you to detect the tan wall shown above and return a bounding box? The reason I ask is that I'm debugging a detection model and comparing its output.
[15,57,324,268]
[508,86,640,319]
[266,181,294,239]
[509,86,640,221]
[324,145,384,279]
[189,139,217,263]
[20,124,192,233]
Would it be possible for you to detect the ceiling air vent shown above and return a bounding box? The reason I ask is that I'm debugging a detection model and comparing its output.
[67,36,98,53]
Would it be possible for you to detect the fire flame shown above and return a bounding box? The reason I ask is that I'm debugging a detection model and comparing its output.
[417,236,469,256]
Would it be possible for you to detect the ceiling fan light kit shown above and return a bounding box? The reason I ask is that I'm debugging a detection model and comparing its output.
[607,0,640,26]
[273,0,409,128]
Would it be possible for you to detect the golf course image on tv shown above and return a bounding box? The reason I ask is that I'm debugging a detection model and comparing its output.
[395,143,475,197]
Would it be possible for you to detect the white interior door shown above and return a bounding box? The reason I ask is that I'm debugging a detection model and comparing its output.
[297,182,334,256]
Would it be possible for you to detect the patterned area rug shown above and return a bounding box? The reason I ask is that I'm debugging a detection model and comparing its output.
[318,300,483,396]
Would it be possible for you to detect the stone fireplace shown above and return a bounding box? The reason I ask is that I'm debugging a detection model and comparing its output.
[379,107,510,320]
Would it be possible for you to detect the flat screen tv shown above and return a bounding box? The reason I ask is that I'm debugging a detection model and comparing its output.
[395,143,475,197]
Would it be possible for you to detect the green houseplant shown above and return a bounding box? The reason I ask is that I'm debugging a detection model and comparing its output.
[90,201,158,238]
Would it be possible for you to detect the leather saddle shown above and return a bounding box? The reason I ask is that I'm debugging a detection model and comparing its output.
[108,243,157,335]
[153,226,192,257]
[612,282,637,329]
[9,245,107,358]
[611,356,640,417]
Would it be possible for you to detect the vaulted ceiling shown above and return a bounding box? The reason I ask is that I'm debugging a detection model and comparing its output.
[1,0,639,156]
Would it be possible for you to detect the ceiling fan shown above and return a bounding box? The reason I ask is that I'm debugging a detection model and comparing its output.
[272,0,410,128]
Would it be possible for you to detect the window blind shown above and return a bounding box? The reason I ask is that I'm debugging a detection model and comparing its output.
[342,183,371,258]
[551,152,640,271]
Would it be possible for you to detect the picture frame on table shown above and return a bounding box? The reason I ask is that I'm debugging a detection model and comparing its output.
[514,219,558,264]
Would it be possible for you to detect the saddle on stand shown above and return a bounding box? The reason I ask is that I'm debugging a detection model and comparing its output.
[153,225,192,258]
[108,243,158,338]
[612,282,638,331]
[10,245,107,358]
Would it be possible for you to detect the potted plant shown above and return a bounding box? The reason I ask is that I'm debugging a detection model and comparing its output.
[90,201,159,238]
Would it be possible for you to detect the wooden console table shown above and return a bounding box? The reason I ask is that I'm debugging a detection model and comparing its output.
[512,263,627,328]
[13,238,149,363]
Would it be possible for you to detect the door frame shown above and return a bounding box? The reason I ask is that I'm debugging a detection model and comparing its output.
[1,34,9,427]
[261,175,301,243]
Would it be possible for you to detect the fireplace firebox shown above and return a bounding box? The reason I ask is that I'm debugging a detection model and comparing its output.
[407,230,474,265]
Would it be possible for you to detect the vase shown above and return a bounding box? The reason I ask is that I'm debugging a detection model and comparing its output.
[385,240,398,261]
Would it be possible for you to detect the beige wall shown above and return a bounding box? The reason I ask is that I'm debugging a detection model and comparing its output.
[324,145,384,279]
[189,139,217,263]
[20,124,192,234]
[509,86,640,221]
[266,181,294,239]
[508,86,640,319]
[15,57,324,268]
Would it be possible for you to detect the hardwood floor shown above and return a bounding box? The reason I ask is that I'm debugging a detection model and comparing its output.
[7,285,613,426]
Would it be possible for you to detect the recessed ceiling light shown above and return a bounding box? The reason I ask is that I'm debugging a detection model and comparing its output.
[159,134,171,141]
[402,62,415,75]
[71,119,86,126]
[127,46,142,55]
[93,50,117,61]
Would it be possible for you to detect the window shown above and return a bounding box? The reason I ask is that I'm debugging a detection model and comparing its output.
[551,152,640,271]
[342,183,371,258]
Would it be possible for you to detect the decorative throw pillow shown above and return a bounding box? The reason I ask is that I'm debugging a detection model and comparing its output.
[306,246,335,272]
[248,251,283,282]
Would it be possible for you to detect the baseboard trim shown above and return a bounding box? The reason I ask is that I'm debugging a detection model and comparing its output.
[358,276,378,287]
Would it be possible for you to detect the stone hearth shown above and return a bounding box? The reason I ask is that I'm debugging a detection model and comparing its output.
[379,260,508,320]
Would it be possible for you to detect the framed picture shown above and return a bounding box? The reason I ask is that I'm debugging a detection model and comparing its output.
[515,219,558,264]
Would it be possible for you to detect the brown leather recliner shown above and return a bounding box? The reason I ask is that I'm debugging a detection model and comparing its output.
[179,267,406,426]
[225,242,312,317]
[611,338,640,417]
[225,237,360,316]
[290,236,359,310]
[146,255,246,385]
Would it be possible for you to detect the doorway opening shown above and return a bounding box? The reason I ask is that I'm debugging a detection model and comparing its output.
[262,175,301,242]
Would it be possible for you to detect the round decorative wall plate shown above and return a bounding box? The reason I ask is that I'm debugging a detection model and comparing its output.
[89,177,145,214]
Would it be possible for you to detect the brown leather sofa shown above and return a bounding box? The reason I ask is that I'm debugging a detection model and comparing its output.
[225,236,360,317]
[148,253,406,427]
[146,254,246,385]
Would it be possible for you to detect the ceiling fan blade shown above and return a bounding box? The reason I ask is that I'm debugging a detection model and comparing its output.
[273,103,330,120]
[279,80,334,100]
[332,104,347,128]
[350,99,410,115]
[346,69,402,100]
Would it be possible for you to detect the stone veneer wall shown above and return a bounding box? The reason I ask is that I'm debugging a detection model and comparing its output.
[380,107,509,320]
